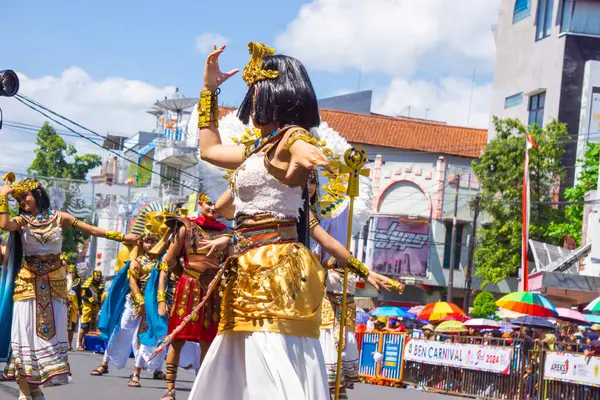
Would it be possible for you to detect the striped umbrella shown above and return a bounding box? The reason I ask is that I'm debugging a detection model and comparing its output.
[496,292,557,318]
[435,320,467,333]
[584,296,600,313]
[585,314,600,324]
[417,302,465,322]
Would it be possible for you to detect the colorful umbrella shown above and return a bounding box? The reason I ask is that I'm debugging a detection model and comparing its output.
[481,321,514,334]
[417,302,465,322]
[370,307,412,318]
[435,320,467,333]
[408,305,425,315]
[496,292,557,318]
[585,314,600,324]
[356,308,370,325]
[584,296,600,313]
[511,316,555,330]
[555,308,590,325]
[464,318,502,330]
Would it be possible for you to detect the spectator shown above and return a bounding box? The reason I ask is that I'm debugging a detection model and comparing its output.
[366,315,376,333]
[393,319,405,332]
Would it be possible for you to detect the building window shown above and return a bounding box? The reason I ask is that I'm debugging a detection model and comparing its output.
[505,92,524,108]
[562,0,600,36]
[513,0,531,23]
[528,92,546,126]
[536,0,554,40]
[443,223,463,270]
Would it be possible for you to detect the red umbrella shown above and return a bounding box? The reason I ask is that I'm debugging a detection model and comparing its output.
[439,315,470,323]
[417,302,465,322]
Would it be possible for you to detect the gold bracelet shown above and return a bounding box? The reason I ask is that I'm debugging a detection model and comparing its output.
[105,230,124,242]
[309,215,319,229]
[389,279,405,294]
[134,293,145,306]
[0,195,8,214]
[284,130,319,151]
[157,290,167,303]
[72,218,81,228]
[198,89,220,129]
[157,261,169,272]
[346,255,370,278]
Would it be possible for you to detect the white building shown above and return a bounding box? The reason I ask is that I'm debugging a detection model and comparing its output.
[490,0,600,186]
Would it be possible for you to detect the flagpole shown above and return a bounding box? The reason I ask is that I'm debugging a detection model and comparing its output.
[522,133,536,292]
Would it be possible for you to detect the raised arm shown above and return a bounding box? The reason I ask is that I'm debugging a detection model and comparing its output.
[60,212,138,245]
[0,180,19,232]
[198,45,244,169]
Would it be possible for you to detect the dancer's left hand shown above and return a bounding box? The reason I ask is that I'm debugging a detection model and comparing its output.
[367,271,392,292]
[285,141,332,181]
[198,236,231,258]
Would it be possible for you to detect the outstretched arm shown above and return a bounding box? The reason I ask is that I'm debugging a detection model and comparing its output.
[61,212,138,245]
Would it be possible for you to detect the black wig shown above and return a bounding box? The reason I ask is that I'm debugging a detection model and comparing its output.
[18,185,51,215]
[238,55,320,131]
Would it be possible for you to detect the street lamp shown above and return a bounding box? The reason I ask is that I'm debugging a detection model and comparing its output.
[0,70,19,97]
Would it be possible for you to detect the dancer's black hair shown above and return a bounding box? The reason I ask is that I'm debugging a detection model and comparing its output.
[18,185,51,214]
[237,55,320,131]
[296,188,311,247]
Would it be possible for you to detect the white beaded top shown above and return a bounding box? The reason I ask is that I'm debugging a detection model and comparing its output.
[21,213,63,257]
[231,152,303,219]
[325,270,357,296]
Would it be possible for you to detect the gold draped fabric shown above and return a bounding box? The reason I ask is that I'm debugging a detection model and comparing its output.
[219,241,325,339]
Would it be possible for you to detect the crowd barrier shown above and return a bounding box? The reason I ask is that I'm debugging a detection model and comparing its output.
[357,333,600,399]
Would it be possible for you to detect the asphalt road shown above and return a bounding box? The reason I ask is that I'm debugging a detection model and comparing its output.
[0,351,461,400]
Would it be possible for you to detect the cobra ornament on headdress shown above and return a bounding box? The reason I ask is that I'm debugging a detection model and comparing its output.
[242,42,279,86]
[2,172,41,198]
[198,193,210,203]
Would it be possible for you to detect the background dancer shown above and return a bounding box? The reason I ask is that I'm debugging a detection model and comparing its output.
[0,173,137,400]
[78,270,104,351]
[159,193,232,400]
[66,264,82,351]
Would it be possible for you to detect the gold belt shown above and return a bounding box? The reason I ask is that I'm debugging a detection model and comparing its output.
[24,255,62,275]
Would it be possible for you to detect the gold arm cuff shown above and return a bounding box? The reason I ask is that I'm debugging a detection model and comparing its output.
[346,255,369,278]
[157,261,169,272]
[157,290,167,303]
[198,89,220,129]
[284,131,319,151]
[0,195,8,214]
[309,215,319,229]
[389,279,405,294]
[134,293,145,305]
[105,230,124,242]
[72,218,81,228]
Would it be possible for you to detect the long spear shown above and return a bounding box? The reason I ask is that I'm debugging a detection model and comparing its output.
[333,147,370,400]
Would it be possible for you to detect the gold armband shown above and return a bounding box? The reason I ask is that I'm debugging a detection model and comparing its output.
[134,293,145,306]
[284,130,319,151]
[105,230,124,242]
[346,255,370,278]
[0,195,8,214]
[309,215,319,229]
[157,290,167,303]
[198,89,220,129]
[127,267,140,280]
[72,218,81,228]
[157,261,169,272]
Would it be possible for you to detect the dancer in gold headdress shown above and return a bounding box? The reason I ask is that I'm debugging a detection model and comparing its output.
[0,174,138,400]
[78,269,104,350]
[66,264,82,351]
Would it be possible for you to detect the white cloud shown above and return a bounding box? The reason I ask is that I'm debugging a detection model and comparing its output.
[0,67,175,171]
[276,0,498,77]
[373,77,493,129]
[195,33,230,54]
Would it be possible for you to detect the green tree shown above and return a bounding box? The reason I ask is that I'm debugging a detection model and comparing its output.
[547,142,600,245]
[28,122,101,179]
[472,118,567,285]
[128,160,153,187]
[471,291,497,318]
[27,122,102,264]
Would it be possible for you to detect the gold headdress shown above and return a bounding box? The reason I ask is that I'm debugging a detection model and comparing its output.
[198,193,210,203]
[242,42,279,86]
[68,264,77,272]
[2,172,41,197]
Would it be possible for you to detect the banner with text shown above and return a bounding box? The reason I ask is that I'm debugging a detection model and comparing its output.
[372,217,429,278]
[404,339,512,375]
[544,352,600,387]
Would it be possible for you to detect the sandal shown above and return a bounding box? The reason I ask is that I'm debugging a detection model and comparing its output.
[153,370,166,380]
[128,373,141,388]
[161,389,176,400]
[90,365,109,376]
[18,396,32,400]
[77,346,85,352]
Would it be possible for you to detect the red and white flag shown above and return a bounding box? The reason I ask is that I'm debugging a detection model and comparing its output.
[521,133,537,292]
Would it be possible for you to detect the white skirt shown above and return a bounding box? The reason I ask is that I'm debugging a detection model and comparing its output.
[8,299,70,385]
[319,328,360,389]
[189,332,329,400]
[104,297,166,371]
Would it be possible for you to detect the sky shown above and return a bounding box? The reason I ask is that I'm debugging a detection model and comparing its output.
[0,0,500,175]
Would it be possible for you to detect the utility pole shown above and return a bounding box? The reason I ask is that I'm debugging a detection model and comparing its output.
[463,194,481,312]
[447,174,460,303]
